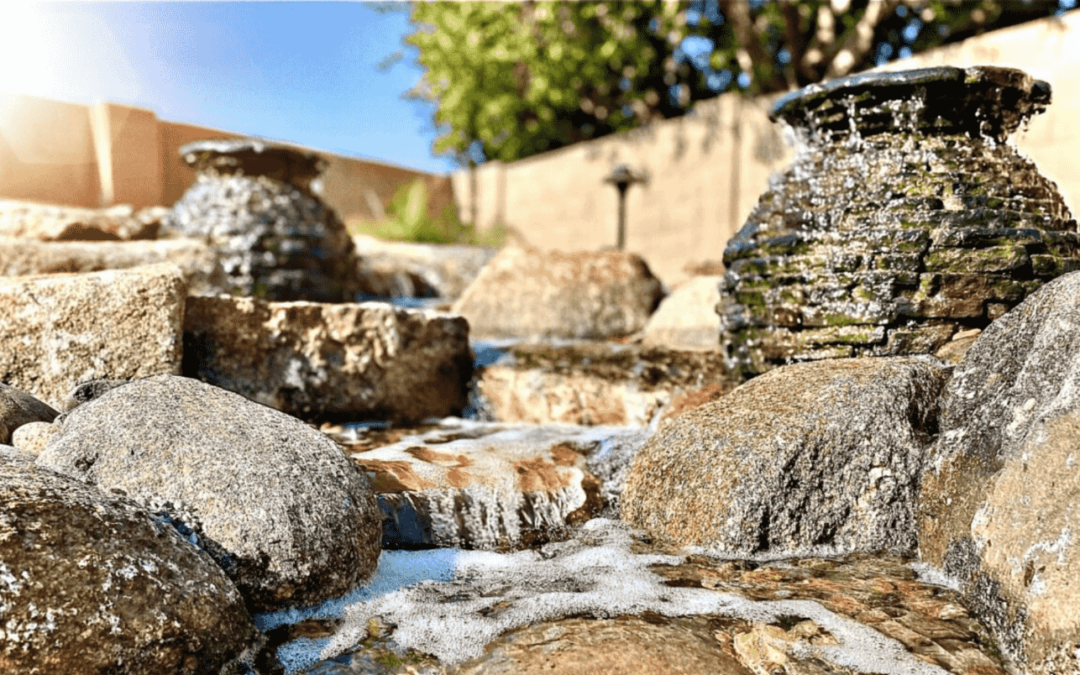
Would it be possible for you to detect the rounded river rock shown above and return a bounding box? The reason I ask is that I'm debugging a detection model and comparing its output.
[622,357,949,556]
[35,374,382,612]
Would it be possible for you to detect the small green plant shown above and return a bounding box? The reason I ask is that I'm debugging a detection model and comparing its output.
[348,178,506,247]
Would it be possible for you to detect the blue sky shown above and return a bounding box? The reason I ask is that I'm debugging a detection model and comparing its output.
[0,2,457,174]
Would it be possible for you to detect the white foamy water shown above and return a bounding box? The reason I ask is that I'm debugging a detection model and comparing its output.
[257,519,950,675]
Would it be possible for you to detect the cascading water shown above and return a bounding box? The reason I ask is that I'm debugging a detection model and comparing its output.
[163,138,363,302]
[719,66,1079,378]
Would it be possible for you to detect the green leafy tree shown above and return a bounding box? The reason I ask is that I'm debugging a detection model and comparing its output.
[402,0,1070,164]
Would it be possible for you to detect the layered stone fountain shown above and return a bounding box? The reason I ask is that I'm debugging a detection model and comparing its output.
[163,138,362,302]
[720,66,1079,376]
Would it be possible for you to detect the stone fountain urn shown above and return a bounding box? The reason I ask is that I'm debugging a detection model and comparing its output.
[163,138,362,302]
[719,66,1079,377]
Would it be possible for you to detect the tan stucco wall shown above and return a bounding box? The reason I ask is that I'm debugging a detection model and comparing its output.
[452,10,1080,286]
[158,119,237,207]
[0,92,101,207]
[0,94,446,224]
[90,102,163,208]
[452,91,792,284]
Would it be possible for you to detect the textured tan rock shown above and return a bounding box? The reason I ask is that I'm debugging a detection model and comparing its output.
[642,275,724,350]
[965,411,1080,673]
[183,296,472,423]
[299,520,1010,675]
[36,374,383,612]
[0,236,227,295]
[0,199,166,241]
[933,329,981,365]
[0,383,57,444]
[919,271,1080,674]
[0,264,186,408]
[10,421,57,456]
[453,245,664,340]
[0,454,260,674]
[473,343,733,426]
[623,357,950,556]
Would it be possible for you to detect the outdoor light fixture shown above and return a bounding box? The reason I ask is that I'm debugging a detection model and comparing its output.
[603,164,647,250]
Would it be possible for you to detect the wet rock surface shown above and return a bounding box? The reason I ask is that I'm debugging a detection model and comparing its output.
[0,453,261,674]
[162,138,362,302]
[623,357,950,557]
[472,341,733,426]
[0,263,186,408]
[919,270,1080,675]
[453,245,664,340]
[35,374,383,612]
[267,519,1008,675]
[721,66,1078,377]
[183,296,473,424]
[335,419,651,550]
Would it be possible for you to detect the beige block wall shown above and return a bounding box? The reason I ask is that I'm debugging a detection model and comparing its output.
[453,10,1080,286]
[454,91,790,284]
[319,155,456,224]
[90,102,163,208]
[0,95,450,225]
[0,92,101,207]
[158,119,238,207]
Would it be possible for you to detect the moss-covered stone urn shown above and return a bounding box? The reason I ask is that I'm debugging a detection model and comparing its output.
[163,138,362,302]
[719,65,1079,377]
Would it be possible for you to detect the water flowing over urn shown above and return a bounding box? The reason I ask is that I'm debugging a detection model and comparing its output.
[719,65,1079,377]
[164,138,362,302]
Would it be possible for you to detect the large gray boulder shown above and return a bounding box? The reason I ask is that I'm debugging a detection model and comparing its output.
[622,357,949,556]
[0,454,260,674]
[35,375,382,611]
[453,245,664,340]
[919,270,1080,675]
[183,296,473,423]
[0,383,57,444]
[0,263,186,408]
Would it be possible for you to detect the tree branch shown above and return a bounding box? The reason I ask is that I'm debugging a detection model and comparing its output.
[825,0,901,78]
[717,0,784,91]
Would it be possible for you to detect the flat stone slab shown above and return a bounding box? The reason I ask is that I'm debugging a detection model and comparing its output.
[0,263,186,408]
[337,420,652,550]
[0,237,227,295]
[473,342,735,426]
[0,199,166,241]
[183,296,473,423]
[253,519,1010,675]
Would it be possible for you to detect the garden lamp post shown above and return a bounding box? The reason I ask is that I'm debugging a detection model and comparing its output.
[604,164,647,250]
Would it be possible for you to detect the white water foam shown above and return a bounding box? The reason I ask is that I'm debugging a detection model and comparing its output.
[258,519,952,675]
